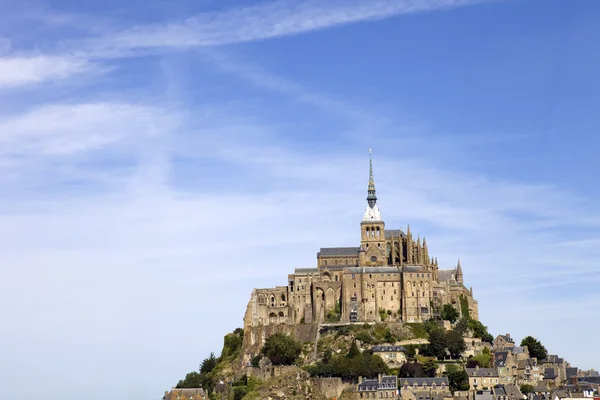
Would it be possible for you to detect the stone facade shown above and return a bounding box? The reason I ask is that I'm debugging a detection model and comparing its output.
[242,152,479,362]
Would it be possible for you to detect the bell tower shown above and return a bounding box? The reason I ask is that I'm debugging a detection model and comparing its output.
[360,149,387,266]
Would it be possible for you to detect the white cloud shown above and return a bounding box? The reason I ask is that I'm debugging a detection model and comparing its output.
[0,102,176,157]
[87,0,498,55]
[0,54,96,88]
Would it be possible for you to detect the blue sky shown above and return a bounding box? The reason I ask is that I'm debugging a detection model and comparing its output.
[1,0,600,399]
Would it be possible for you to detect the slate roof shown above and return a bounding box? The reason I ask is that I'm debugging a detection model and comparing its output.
[385,229,406,238]
[399,377,449,387]
[358,375,398,391]
[372,345,407,353]
[403,266,430,273]
[347,266,401,273]
[503,384,523,400]
[408,391,445,400]
[466,368,499,377]
[511,347,528,354]
[566,368,578,379]
[544,368,558,380]
[438,270,455,282]
[496,334,515,344]
[579,376,600,384]
[294,268,318,274]
[495,352,509,367]
[318,247,359,257]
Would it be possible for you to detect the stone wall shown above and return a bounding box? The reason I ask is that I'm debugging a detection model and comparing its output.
[311,377,347,399]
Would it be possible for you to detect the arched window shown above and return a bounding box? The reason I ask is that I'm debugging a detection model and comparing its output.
[281,294,286,302]
[270,296,275,306]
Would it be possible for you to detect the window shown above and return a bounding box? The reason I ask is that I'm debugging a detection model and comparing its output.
[370,256,378,262]
[281,294,286,301]
[352,274,356,279]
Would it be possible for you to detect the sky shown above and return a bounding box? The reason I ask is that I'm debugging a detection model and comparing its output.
[1,0,599,399]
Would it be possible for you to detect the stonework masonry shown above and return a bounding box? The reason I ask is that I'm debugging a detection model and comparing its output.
[242,152,479,363]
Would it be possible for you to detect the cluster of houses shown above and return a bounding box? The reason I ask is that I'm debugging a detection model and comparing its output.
[359,334,600,400]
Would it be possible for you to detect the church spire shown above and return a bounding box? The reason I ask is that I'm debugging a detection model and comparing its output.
[456,259,464,284]
[367,149,377,208]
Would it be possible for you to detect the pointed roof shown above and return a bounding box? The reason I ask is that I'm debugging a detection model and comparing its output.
[456,259,463,278]
[367,148,377,202]
[362,149,382,222]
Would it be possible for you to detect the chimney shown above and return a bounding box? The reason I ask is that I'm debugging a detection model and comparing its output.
[378,373,383,383]
[506,334,510,338]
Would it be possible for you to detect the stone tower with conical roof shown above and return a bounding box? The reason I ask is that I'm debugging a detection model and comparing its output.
[360,149,387,266]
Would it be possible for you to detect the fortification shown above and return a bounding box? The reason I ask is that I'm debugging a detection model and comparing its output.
[242,150,478,363]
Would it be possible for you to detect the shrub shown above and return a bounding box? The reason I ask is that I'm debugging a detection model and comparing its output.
[261,333,302,365]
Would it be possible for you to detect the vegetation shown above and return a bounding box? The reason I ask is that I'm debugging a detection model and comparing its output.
[459,295,470,320]
[441,304,460,323]
[306,337,388,380]
[399,361,426,378]
[466,347,492,368]
[446,330,466,358]
[417,356,438,377]
[520,336,548,360]
[423,328,447,359]
[262,333,302,365]
[454,318,469,335]
[520,384,535,394]
[445,364,470,392]
[325,302,341,322]
[468,319,494,343]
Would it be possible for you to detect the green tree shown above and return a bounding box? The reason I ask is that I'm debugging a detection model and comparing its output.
[200,353,218,374]
[347,341,361,358]
[454,318,469,335]
[399,361,426,378]
[233,386,248,400]
[176,371,203,388]
[446,330,466,358]
[520,336,548,360]
[418,356,438,377]
[441,304,460,323]
[261,333,302,365]
[250,355,261,367]
[445,364,470,392]
[468,320,493,343]
[424,329,447,359]
[520,384,535,395]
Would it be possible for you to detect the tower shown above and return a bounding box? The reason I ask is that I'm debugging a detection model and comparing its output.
[456,259,464,285]
[360,149,386,266]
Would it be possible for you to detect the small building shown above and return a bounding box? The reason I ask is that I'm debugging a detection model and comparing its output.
[399,377,450,395]
[494,334,516,351]
[358,374,398,398]
[466,367,500,390]
[372,345,408,367]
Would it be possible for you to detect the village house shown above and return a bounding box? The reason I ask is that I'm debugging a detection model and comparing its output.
[494,335,516,351]
[372,345,408,368]
[516,358,542,386]
[399,377,451,399]
[495,351,518,385]
[358,374,398,399]
[466,367,500,390]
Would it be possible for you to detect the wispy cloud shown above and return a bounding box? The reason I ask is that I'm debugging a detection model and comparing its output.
[91,0,497,53]
[0,54,95,88]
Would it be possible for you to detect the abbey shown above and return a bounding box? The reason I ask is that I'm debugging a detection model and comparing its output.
[243,151,478,338]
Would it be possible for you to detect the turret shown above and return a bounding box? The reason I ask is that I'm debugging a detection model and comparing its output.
[456,259,464,284]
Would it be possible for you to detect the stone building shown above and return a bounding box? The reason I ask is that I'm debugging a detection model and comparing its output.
[358,375,398,398]
[242,151,479,360]
[372,345,408,368]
